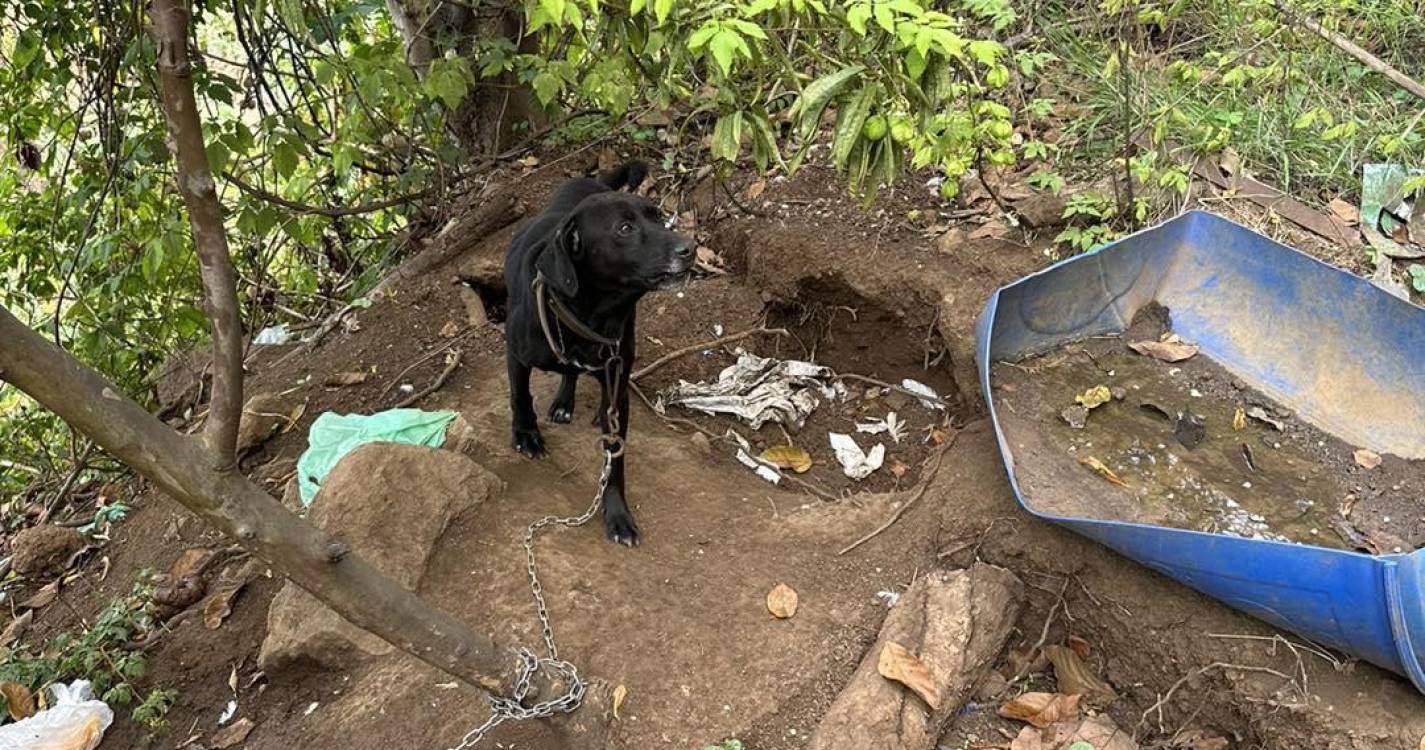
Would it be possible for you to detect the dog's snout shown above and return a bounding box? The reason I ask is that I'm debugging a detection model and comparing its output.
[672,241,695,261]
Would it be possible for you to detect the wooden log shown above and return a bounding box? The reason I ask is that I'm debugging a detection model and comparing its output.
[809,563,1024,750]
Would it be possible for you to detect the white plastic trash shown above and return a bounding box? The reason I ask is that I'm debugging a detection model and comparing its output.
[253,324,291,345]
[0,681,114,750]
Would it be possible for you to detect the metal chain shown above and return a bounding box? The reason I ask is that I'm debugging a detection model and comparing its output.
[446,345,623,750]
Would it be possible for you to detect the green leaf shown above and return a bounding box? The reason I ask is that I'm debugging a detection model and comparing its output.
[874,2,895,32]
[630,0,647,14]
[712,111,745,162]
[541,0,567,22]
[729,19,767,39]
[1408,264,1425,292]
[276,0,309,39]
[791,65,864,136]
[832,85,877,171]
[141,239,165,283]
[532,71,562,106]
[13,30,41,68]
[205,140,230,177]
[427,66,469,109]
[968,39,1000,66]
[654,0,674,23]
[847,2,871,34]
[747,111,784,171]
[332,144,357,180]
[709,30,742,76]
[273,141,299,179]
[688,21,719,50]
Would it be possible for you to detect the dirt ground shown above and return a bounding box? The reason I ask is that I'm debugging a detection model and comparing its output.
[10,152,1425,750]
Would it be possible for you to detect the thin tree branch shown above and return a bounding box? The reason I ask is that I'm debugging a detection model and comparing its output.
[1272,0,1425,102]
[150,0,243,469]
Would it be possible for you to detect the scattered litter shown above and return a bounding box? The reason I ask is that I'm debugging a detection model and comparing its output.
[218,700,237,726]
[1233,408,1246,431]
[856,411,908,443]
[766,583,799,619]
[658,352,842,429]
[829,433,885,480]
[1354,448,1383,469]
[900,379,946,411]
[874,590,900,607]
[1078,456,1127,488]
[729,430,782,485]
[296,409,459,506]
[713,324,725,336]
[1360,163,1424,259]
[0,681,114,750]
[253,325,291,345]
[1061,404,1090,429]
[1174,412,1206,449]
[1129,338,1199,362]
[1245,406,1285,431]
[759,445,812,474]
[998,691,1080,728]
[303,702,319,717]
[877,641,942,709]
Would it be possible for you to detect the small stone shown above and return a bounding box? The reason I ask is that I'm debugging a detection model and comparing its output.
[1109,386,1127,401]
[688,432,713,456]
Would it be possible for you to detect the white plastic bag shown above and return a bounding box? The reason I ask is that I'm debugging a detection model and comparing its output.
[0,681,114,750]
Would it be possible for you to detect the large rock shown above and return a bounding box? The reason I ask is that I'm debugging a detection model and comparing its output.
[259,443,501,672]
[10,525,87,578]
[809,563,1025,750]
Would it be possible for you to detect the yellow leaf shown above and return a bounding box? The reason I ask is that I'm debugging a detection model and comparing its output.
[766,583,799,619]
[877,641,943,709]
[0,681,36,721]
[1074,385,1112,409]
[760,445,812,473]
[1078,456,1128,488]
[612,684,628,720]
[1233,408,1246,431]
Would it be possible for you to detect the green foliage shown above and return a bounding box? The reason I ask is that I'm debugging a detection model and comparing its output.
[702,741,744,750]
[518,0,1023,193]
[0,578,174,728]
[1409,264,1425,293]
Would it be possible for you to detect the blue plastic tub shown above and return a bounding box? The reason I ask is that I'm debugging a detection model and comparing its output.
[976,210,1425,692]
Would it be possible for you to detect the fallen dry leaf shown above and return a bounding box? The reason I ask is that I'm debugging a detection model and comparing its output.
[1066,635,1091,660]
[746,179,767,201]
[1045,645,1117,706]
[877,641,943,709]
[1078,456,1128,488]
[1233,407,1246,431]
[203,560,262,630]
[170,547,219,580]
[766,583,799,619]
[439,320,461,338]
[1129,339,1199,362]
[1328,198,1360,226]
[0,681,36,720]
[760,445,812,474]
[324,371,369,388]
[888,458,909,478]
[18,581,60,611]
[229,665,239,695]
[1354,448,1382,470]
[0,611,33,647]
[1074,385,1112,409]
[209,717,255,749]
[1246,406,1285,431]
[612,684,628,720]
[695,246,728,275]
[968,219,1010,240]
[998,691,1081,728]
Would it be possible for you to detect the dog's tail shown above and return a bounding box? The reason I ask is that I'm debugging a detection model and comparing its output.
[598,160,649,193]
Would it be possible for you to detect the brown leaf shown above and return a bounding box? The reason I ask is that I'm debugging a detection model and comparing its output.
[324,371,369,388]
[888,459,909,478]
[0,611,32,647]
[968,220,1010,241]
[170,547,219,580]
[746,179,767,201]
[18,581,60,611]
[695,246,728,275]
[439,320,461,338]
[210,717,255,749]
[1328,198,1360,226]
[203,560,262,630]
[1129,340,1199,362]
[1071,714,1137,750]
[0,681,36,720]
[1354,448,1382,469]
[1078,456,1128,488]
[998,692,1081,728]
[759,445,812,474]
[766,583,799,619]
[1066,635,1091,660]
[877,641,943,709]
[1045,645,1118,706]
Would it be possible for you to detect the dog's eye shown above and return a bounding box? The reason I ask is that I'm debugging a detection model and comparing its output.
[618,221,635,235]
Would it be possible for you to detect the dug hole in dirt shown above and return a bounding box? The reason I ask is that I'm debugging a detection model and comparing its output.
[57,159,1425,750]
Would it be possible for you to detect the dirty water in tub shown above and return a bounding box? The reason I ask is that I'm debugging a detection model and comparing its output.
[991,304,1425,554]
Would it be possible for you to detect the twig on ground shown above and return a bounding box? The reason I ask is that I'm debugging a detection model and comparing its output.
[1136,661,1298,737]
[631,327,789,381]
[381,328,478,396]
[393,350,462,408]
[834,371,956,411]
[1004,576,1072,685]
[838,434,956,555]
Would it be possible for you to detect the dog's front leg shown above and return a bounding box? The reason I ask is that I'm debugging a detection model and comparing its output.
[548,373,577,423]
[600,354,638,546]
[508,356,546,458]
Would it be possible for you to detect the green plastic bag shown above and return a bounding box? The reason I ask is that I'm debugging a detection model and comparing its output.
[296,409,459,507]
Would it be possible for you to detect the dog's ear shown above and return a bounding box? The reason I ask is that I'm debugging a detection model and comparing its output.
[536,217,580,297]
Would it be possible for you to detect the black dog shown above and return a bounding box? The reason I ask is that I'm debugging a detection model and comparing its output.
[503,161,695,545]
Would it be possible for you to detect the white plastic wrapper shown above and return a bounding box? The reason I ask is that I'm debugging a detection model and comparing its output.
[828,433,885,480]
[658,352,843,429]
[0,681,114,750]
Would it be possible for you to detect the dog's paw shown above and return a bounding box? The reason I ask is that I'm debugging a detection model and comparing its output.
[511,428,547,458]
[604,507,640,547]
[548,405,574,424]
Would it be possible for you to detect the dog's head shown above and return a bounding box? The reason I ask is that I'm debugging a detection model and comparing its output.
[536,191,695,298]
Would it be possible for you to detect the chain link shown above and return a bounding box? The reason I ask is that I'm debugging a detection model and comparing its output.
[446,345,623,750]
